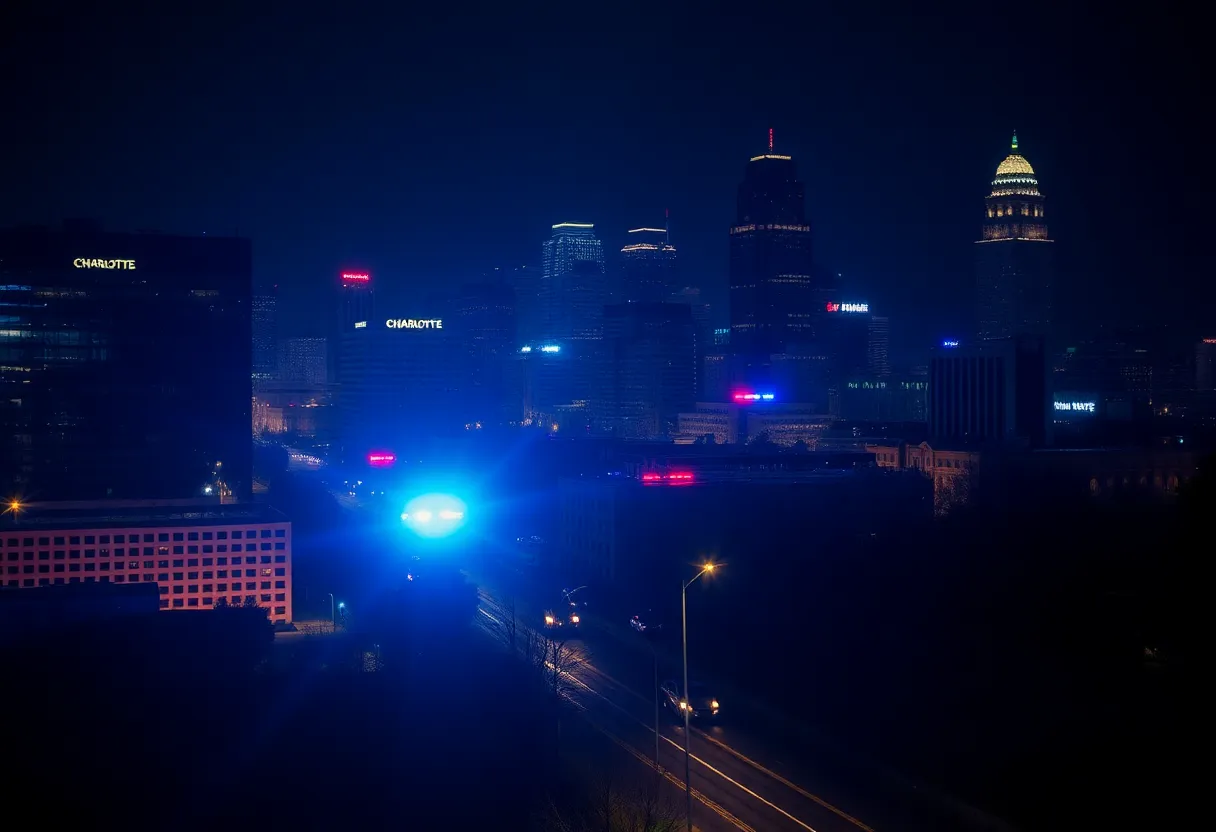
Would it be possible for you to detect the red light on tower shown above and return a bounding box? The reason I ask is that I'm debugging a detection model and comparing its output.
[342,272,370,283]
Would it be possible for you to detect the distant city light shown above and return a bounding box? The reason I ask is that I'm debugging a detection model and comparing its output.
[354,321,367,328]
[825,302,869,313]
[732,392,775,402]
[942,340,960,347]
[401,493,468,538]
[367,452,396,466]
[540,345,560,353]
[341,272,370,282]
[520,346,532,353]
[1205,338,1216,344]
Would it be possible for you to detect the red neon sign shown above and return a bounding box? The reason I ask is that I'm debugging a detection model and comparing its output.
[342,273,370,282]
[641,472,695,485]
[367,452,396,466]
[825,302,840,312]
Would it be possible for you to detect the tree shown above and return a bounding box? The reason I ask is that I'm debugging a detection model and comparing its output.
[538,766,683,832]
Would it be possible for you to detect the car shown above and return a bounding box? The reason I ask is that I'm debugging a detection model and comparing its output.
[544,605,581,630]
[630,611,663,637]
[660,680,720,721]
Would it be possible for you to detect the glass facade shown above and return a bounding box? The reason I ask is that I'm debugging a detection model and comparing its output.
[0,223,252,501]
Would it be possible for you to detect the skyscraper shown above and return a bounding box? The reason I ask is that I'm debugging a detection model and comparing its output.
[975,132,1054,341]
[455,281,516,424]
[541,222,606,342]
[868,315,890,377]
[729,131,817,357]
[252,285,278,382]
[0,222,252,501]
[621,225,676,303]
[599,303,696,439]
[334,270,374,386]
[278,337,329,386]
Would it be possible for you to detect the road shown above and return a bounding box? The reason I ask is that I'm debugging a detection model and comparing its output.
[319,479,1014,832]
[468,567,1014,832]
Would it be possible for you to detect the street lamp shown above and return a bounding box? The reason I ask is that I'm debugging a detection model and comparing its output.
[681,561,717,832]
[327,593,336,633]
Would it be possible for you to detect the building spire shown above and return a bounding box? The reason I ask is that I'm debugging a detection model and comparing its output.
[768,127,774,152]
[1011,130,1019,150]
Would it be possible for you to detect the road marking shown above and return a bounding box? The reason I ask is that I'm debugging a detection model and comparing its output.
[582,712,754,832]
[693,729,875,832]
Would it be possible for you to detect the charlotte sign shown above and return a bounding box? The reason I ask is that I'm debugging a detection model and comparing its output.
[386,319,442,329]
[74,258,136,270]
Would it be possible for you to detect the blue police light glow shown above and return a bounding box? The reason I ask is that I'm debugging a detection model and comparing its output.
[401,493,468,538]
[942,340,960,347]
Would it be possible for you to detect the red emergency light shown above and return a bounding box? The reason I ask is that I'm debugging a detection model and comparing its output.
[641,471,695,485]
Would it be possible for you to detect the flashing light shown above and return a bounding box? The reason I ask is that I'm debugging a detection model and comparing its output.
[520,346,532,353]
[942,340,960,348]
[540,345,560,353]
[401,493,468,538]
[368,452,396,466]
[732,392,775,402]
[342,273,370,282]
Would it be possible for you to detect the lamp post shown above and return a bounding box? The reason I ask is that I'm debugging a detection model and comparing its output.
[327,592,336,633]
[681,561,717,832]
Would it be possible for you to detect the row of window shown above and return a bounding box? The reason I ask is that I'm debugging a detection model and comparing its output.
[158,598,289,615]
[7,564,287,579]
[3,545,286,560]
[159,584,286,597]
[5,553,287,566]
[3,528,287,547]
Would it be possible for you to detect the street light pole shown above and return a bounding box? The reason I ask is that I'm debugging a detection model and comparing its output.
[653,643,661,773]
[680,562,716,832]
[327,592,335,633]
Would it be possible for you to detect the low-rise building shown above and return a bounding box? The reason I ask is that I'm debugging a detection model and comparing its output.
[1,499,292,624]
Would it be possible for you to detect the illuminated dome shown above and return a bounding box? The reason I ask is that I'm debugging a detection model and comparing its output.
[990,132,1040,195]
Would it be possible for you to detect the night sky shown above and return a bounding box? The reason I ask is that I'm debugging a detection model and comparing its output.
[5,4,1206,362]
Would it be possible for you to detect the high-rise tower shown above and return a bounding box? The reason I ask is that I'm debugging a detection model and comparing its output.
[975,132,1054,341]
[621,223,676,303]
[540,222,606,342]
[252,285,278,382]
[728,130,816,357]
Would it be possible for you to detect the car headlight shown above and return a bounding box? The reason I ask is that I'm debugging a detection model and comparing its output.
[679,701,688,710]
[711,700,719,710]
[544,615,555,624]
[571,615,580,623]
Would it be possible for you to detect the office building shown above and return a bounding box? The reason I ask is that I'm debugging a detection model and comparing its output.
[599,303,696,439]
[0,221,252,502]
[252,286,278,382]
[1198,338,1216,392]
[929,336,1049,447]
[278,337,328,386]
[676,399,829,446]
[868,315,890,377]
[455,281,516,425]
[339,310,454,457]
[975,133,1054,341]
[621,226,677,303]
[1,499,292,625]
[540,222,606,342]
[729,132,817,356]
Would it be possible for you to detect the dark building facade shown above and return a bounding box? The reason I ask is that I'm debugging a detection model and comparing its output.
[540,222,606,343]
[454,281,516,425]
[252,285,277,383]
[929,336,1048,447]
[599,303,696,439]
[729,137,817,358]
[621,226,677,303]
[0,222,252,502]
[975,133,1054,341]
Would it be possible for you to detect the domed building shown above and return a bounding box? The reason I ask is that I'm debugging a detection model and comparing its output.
[975,132,1054,341]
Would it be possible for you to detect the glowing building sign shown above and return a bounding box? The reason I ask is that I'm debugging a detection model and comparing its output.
[354,321,367,328]
[1054,401,1096,413]
[386,319,442,329]
[641,472,695,485]
[942,340,960,347]
[825,302,869,313]
[540,345,560,353]
[733,392,775,402]
[341,273,370,282]
[74,258,135,270]
[367,452,396,466]
[1205,338,1216,344]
